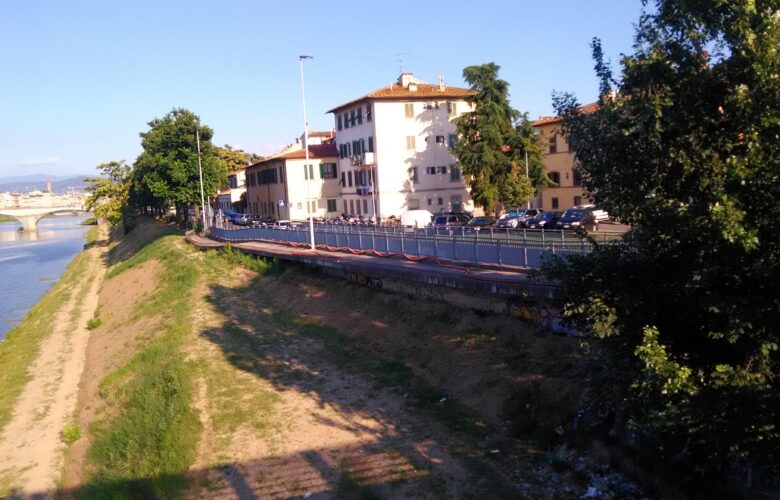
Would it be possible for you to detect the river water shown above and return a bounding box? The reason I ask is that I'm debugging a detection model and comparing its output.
[0,215,90,340]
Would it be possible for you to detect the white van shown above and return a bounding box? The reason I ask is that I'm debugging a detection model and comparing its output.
[400,210,434,228]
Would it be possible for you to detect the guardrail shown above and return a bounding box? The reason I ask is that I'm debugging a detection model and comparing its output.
[209,224,619,269]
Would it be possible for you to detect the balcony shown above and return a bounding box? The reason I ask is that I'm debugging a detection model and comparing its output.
[356,187,373,196]
[350,152,375,167]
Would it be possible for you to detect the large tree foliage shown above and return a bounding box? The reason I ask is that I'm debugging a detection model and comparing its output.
[215,144,263,173]
[85,161,132,226]
[131,108,226,220]
[547,0,780,477]
[453,63,545,212]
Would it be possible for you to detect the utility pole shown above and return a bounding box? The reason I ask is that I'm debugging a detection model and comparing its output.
[524,149,531,210]
[299,55,315,250]
[196,129,207,231]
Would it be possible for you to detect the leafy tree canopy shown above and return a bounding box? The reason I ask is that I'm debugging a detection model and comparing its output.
[85,161,131,226]
[215,144,264,173]
[453,63,545,212]
[131,108,226,215]
[547,0,780,476]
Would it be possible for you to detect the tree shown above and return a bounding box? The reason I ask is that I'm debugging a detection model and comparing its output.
[132,108,227,223]
[85,161,132,226]
[215,145,263,173]
[547,0,780,478]
[453,63,545,213]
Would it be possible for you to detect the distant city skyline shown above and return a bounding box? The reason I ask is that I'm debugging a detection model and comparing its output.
[0,0,644,177]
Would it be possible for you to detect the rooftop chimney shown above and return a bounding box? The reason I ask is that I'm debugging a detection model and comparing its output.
[438,75,445,91]
[399,72,414,88]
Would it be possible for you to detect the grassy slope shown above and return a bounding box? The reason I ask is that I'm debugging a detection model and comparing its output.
[82,227,202,498]
[0,226,98,434]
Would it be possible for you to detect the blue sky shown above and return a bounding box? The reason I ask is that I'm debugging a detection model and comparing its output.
[0,0,643,177]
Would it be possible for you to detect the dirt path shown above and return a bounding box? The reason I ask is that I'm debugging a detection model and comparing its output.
[0,227,106,496]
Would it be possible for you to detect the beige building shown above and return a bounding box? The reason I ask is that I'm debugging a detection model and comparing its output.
[245,139,339,221]
[216,169,246,212]
[328,73,475,219]
[533,102,597,210]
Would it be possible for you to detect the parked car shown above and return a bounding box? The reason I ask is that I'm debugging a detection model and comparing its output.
[465,216,497,230]
[272,220,293,230]
[572,204,609,222]
[496,212,524,229]
[234,214,252,226]
[433,214,470,229]
[556,208,598,230]
[526,211,561,229]
[518,208,543,226]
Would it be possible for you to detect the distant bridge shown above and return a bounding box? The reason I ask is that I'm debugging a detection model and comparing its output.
[0,205,87,231]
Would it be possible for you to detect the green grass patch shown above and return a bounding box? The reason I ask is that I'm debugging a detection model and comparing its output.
[80,224,203,498]
[81,216,98,226]
[0,249,91,434]
[0,217,14,224]
[86,317,102,330]
[62,423,81,444]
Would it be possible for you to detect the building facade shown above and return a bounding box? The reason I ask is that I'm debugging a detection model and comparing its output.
[532,103,597,211]
[328,73,475,219]
[245,142,339,221]
[216,169,247,212]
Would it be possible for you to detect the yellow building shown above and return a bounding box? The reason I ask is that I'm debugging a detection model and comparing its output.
[533,102,597,211]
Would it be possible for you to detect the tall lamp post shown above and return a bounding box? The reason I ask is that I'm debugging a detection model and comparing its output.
[299,55,315,250]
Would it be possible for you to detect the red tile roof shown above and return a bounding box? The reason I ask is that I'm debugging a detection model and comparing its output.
[327,82,474,113]
[308,130,335,138]
[248,143,338,168]
[533,102,599,127]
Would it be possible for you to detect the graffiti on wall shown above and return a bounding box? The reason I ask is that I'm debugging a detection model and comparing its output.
[345,271,383,289]
[509,299,582,337]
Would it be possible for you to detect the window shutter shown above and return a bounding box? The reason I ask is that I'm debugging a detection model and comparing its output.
[319,164,325,178]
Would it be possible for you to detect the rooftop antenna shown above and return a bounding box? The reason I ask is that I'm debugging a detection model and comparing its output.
[394,52,407,75]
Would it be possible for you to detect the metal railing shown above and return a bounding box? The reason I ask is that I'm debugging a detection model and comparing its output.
[209,224,623,269]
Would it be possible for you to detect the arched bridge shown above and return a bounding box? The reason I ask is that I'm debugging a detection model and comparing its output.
[0,206,87,232]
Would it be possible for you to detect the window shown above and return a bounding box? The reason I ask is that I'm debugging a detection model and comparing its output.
[450,165,461,181]
[548,172,561,185]
[551,197,559,209]
[366,104,372,121]
[363,199,368,213]
[350,109,356,126]
[367,136,374,152]
[320,163,337,179]
[427,198,432,206]
[343,200,348,214]
[303,164,314,180]
[406,136,416,150]
[352,140,361,156]
[405,103,414,118]
[356,199,362,214]
[349,200,355,214]
[408,198,420,209]
[549,134,557,154]
[438,197,443,205]
[426,166,437,175]
[348,171,353,187]
[343,112,349,129]
[573,196,583,206]
[437,166,447,174]
[435,135,445,144]
[356,107,363,124]
[341,172,346,186]
[447,101,457,116]
[337,115,342,131]
[573,169,582,187]
[327,199,337,212]
[259,169,277,185]
[451,195,462,211]
[279,167,284,183]
[408,166,419,184]
[448,133,456,149]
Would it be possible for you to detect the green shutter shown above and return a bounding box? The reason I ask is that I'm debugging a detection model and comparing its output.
[320,164,325,178]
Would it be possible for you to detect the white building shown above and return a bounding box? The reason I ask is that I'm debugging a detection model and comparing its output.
[216,169,247,213]
[327,73,475,219]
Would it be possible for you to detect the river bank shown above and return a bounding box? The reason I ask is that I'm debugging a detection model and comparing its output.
[0,223,105,495]
[0,218,646,498]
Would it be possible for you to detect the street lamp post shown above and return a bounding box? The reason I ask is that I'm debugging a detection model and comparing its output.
[299,55,315,250]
